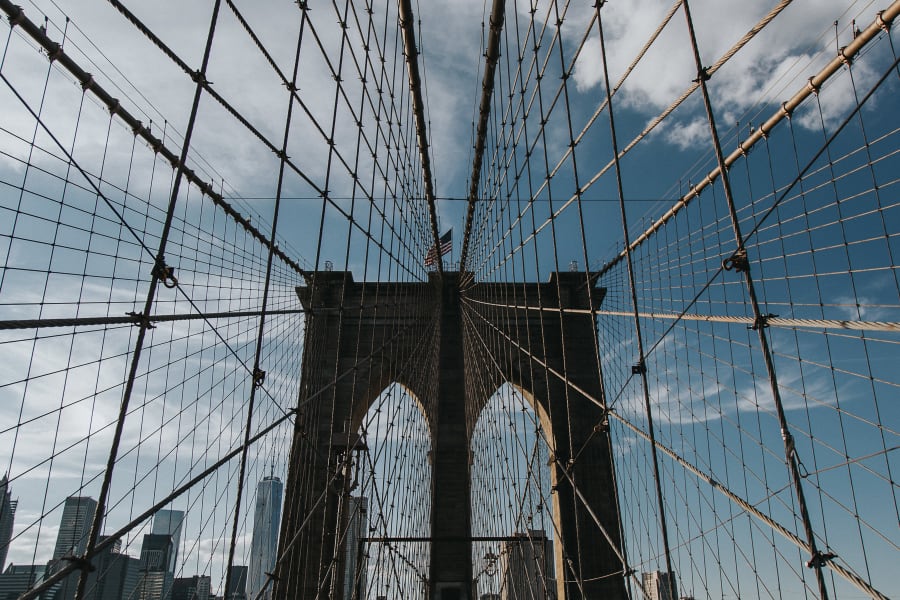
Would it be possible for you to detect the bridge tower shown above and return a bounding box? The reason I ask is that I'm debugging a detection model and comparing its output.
[274,271,626,600]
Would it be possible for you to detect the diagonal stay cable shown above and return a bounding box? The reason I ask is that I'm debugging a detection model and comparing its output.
[93,0,426,279]
[596,0,900,278]
[459,295,890,600]
[0,0,306,275]
[14,305,433,600]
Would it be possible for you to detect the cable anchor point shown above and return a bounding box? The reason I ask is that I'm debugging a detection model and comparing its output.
[631,360,647,375]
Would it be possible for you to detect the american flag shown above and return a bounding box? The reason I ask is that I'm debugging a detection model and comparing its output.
[425,229,452,266]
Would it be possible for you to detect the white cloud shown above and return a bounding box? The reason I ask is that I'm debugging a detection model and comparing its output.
[572,0,888,141]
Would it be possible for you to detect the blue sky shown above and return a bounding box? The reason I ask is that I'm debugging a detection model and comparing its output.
[1,0,899,598]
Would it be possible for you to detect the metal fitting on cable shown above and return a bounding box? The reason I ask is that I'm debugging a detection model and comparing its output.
[749,313,777,330]
[838,45,852,65]
[191,70,209,85]
[806,551,836,569]
[126,311,155,330]
[631,359,647,375]
[806,76,821,95]
[252,368,266,388]
[152,261,178,289]
[7,5,25,27]
[63,555,95,573]
[780,101,792,120]
[722,247,749,273]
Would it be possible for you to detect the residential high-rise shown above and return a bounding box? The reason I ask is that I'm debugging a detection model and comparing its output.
[150,510,184,574]
[500,530,555,600]
[0,475,16,571]
[247,476,282,600]
[342,496,367,600]
[52,497,98,561]
[642,570,678,600]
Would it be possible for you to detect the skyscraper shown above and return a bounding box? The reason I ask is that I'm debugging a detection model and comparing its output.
[52,497,97,561]
[342,496,368,600]
[226,565,248,600]
[172,575,211,600]
[0,564,46,600]
[0,476,16,571]
[150,510,184,574]
[500,530,555,600]
[137,533,177,600]
[66,536,141,600]
[642,570,678,600]
[247,476,282,600]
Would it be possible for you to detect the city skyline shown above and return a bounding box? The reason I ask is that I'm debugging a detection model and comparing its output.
[0,493,263,600]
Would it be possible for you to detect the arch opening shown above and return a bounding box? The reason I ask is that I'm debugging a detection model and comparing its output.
[470,382,557,599]
[345,382,432,600]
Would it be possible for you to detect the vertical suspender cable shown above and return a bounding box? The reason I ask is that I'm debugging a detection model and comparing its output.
[680,1,831,597]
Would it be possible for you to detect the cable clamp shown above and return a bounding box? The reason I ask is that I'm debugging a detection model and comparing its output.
[47,42,63,63]
[8,5,26,28]
[80,73,94,91]
[253,368,266,388]
[594,411,610,433]
[152,261,178,289]
[63,555,95,573]
[631,360,646,375]
[692,67,711,83]
[806,551,836,569]
[126,311,156,329]
[838,45,852,66]
[191,70,210,85]
[780,101,792,120]
[876,11,889,32]
[806,77,820,95]
[749,313,776,330]
[722,247,749,273]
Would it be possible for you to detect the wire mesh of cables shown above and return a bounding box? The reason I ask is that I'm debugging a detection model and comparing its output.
[0,0,898,599]
[459,0,899,599]
[0,0,439,598]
